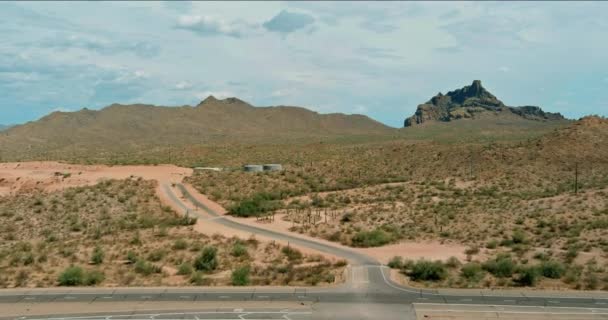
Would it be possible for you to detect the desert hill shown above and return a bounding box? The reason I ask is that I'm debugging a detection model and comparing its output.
[0,124,11,131]
[404,80,566,127]
[0,96,394,160]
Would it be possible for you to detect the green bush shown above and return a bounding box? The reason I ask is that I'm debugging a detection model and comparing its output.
[483,254,516,278]
[126,251,137,264]
[177,262,193,276]
[58,266,84,286]
[485,240,498,249]
[461,262,485,282]
[231,265,251,286]
[194,246,218,272]
[134,259,158,276]
[190,271,205,285]
[512,230,528,244]
[281,246,303,261]
[540,260,565,279]
[147,249,165,262]
[231,243,248,257]
[516,266,540,286]
[351,229,393,247]
[91,246,104,265]
[409,260,447,281]
[229,193,281,217]
[172,239,188,250]
[387,256,403,269]
[84,270,105,285]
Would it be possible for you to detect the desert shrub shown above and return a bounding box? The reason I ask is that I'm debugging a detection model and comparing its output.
[58,266,84,286]
[445,257,461,269]
[126,251,137,264]
[84,270,105,285]
[281,246,303,261]
[387,256,403,269]
[461,262,485,282]
[584,271,599,290]
[177,262,193,276]
[229,193,281,217]
[351,229,392,247]
[409,260,447,281]
[540,260,565,279]
[194,246,218,272]
[147,249,165,262]
[91,246,104,265]
[512,230,528,244]
[134,260,158,276]
[515,265,540,286]
[231,243,248,257]
[190,272,205,285]
[483,254,516,278]
[231,265,251,286]
[485,240,498,249]
[172,239,188,250]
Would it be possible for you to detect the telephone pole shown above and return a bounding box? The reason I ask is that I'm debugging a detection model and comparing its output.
[574,162,579,195]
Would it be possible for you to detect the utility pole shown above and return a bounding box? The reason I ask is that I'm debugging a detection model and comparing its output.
[574,162,579,195]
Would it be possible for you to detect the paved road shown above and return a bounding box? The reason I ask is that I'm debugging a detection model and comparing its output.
[1,183,606,319]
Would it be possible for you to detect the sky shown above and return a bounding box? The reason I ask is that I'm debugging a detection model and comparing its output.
[1,1,607,128]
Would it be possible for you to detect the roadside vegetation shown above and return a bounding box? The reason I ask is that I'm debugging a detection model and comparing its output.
[0,179,344,288]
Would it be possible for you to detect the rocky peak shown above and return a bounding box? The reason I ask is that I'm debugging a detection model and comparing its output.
[197,95,219,106]
[404,81,564,127]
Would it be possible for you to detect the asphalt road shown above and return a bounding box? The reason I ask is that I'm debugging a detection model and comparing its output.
[1,183,606,319]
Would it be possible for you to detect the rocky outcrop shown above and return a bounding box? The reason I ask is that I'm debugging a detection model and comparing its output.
[404,80,565,127]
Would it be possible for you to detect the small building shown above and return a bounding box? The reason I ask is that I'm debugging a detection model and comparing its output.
[243,164,264,172]
[194,167,222,172]
[263,164,283,172]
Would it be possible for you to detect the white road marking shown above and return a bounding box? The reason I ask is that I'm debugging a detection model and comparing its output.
[460,298,472,302]
[258,295,269,298]
[219,295,230,299]
[26,311,313,320]
[503,299,516,302]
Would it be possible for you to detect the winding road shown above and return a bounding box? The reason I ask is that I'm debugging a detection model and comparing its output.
[1,183,607,320]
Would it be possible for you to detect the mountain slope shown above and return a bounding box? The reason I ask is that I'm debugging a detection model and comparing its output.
[0,96,394,159]
[0,124,12,131]
[404,80,565,127]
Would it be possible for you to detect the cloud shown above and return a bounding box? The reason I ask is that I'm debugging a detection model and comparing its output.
[174,81,193,90]
[162,1,192,13]
[37,34,160,58]
[176,15,253,38]
[359,20,398,34]
[263,10,315,34]
[357,47,403,61]
[498,66,510,73]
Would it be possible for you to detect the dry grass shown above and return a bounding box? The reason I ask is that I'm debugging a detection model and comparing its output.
[0,179,344,288]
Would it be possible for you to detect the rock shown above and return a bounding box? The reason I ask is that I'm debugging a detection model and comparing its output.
[403,80,565,127]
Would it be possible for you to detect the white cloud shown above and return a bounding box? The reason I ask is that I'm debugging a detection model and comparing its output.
[498,66,510,73]
[174,81,193,90]
[176,15,255,38]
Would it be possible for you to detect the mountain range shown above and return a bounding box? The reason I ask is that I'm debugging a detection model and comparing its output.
[0,81,574,161]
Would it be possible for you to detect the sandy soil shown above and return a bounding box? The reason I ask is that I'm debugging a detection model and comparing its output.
[0,161,191,196]
[0,161,468,265]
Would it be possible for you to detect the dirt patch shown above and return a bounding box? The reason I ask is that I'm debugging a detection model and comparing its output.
[357,242,467,264]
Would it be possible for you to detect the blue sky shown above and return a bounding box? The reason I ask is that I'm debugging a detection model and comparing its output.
[1,1,607,127]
